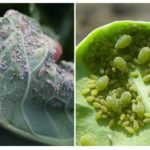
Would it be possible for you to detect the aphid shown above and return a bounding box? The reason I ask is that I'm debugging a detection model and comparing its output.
[130,71,138,78]
[106,96,120,113]
[120,91,131,108]
[138,47,150,64]
[143,118,150,123]
[96,75,109,91]
[80,134,96,146]
[117,120,122,126]
[91,89,98,97]
[115,35,132,49]
[120,113,126,121]
[93,102,101,108]
[143,74,150,84]
[109,119,115,128]
[100,99,107,106]
[113,57,128,72]
[130,115,135,122]
[89,74,98,80]
[132,103,137,112]
[144,113,150,118]
[88,84,96,89]
[125,127,134,134]
[86,96,94,103]
[122,121,130,127]
[95,110,102,120]
[101,114,108,119]
[135,102,145,118]
[133,120,139,131]
[88,79,96,84]
[101,106,107,113]
[82,88,90,95]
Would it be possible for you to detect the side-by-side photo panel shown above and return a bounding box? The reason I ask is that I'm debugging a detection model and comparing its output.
[76,3,150,146]
[0,3,74,146]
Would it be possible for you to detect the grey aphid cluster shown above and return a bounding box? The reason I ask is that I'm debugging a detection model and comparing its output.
[82,34,150,134]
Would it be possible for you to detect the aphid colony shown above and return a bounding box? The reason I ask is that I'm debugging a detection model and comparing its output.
[82,34,150,134]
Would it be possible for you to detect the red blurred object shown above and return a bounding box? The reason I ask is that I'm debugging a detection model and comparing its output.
[54,41,62,62]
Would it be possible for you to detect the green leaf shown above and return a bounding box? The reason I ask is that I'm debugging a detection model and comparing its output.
[0,10,73,146]
[76,21,150,145]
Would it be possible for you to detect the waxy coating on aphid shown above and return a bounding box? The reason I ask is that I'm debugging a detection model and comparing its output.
[115,35,132,49]
[138,47,150,64]
[113,57,128,72]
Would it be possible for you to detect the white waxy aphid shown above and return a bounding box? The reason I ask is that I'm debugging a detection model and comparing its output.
[96,75,109,91]
[143,74,150,84]
[120,91,131,108]
[138,47,150,64]
[113,57,128,72]
[80,134,96,146]
[115,35,132,49]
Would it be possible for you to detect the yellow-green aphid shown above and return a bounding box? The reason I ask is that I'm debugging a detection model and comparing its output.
[133,120,139,131]
[144,113,150,118]
[88,84,96,89]
[135,101,145,118]
[101,106,107,113]
[86,96,94,103]
[91,89,98,97]
[101,114,108,119]
[143,74,150,84]
[113,57,128,72]
[122,121,130,127]
[120,113,126,121]
[132,103,137,112]
[125,126,134,134]
[96,75,109,91]
[82,88,90,95]
[100,99,107,106]
[109,119,115,128]
[106,96,120,113]
[120,91,131,108]
[93,102,101,108]
[138,47,150,64]
[88,79,96,84]
[130,115,135,122]
[80,134,96,146]
[130,71,138,78]
[115,35,132,49]
[143,118,150,123]
[96,110,102,120]
[89,74,98,80]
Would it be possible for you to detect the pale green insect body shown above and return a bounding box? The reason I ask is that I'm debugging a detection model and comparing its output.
[115,35,132,49]
[120,91,131,108]
[80,134,96,146]
[96,75,109,91]
[143,74,150,84]
[138,47,150,64]
[113,57,128,72]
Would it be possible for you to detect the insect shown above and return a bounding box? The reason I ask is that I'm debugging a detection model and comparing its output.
[115,35,132,49]
[113,57,128,72]
[138,47,150,64]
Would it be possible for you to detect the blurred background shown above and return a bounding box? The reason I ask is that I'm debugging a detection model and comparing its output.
[76,3,150,44]
[0,3,74,145]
